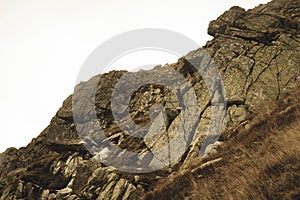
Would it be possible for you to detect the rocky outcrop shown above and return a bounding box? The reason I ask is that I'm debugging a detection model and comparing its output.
[0,0,299,199]
[143,86,300,199]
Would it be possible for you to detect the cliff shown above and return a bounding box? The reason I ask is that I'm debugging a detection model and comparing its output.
[0,0,299,199]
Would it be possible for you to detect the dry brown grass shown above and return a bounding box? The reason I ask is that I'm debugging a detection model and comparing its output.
[142,86,300,200]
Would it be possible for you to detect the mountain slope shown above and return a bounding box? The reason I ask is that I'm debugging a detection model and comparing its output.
[0,0,299,199]
[143,87,300,199]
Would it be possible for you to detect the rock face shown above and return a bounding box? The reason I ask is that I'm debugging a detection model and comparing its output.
[143,86,300,199]
[0,0,299,199]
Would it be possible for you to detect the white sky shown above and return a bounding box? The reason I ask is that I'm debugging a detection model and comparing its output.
[0,0,270,152]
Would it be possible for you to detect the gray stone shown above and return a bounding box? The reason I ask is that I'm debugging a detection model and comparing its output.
[0,0,299,199]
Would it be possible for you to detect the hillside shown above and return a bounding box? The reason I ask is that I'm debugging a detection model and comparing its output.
[0,0,299,199]
[143,86,300,199]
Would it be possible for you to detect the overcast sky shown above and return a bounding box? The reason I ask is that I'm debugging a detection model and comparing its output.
[0,0,270,152]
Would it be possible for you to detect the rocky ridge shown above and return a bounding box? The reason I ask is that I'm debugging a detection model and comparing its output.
[0,0,299,199]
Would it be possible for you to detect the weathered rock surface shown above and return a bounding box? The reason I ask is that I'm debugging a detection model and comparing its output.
[0,0,299,199]
[143,85,300,199]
